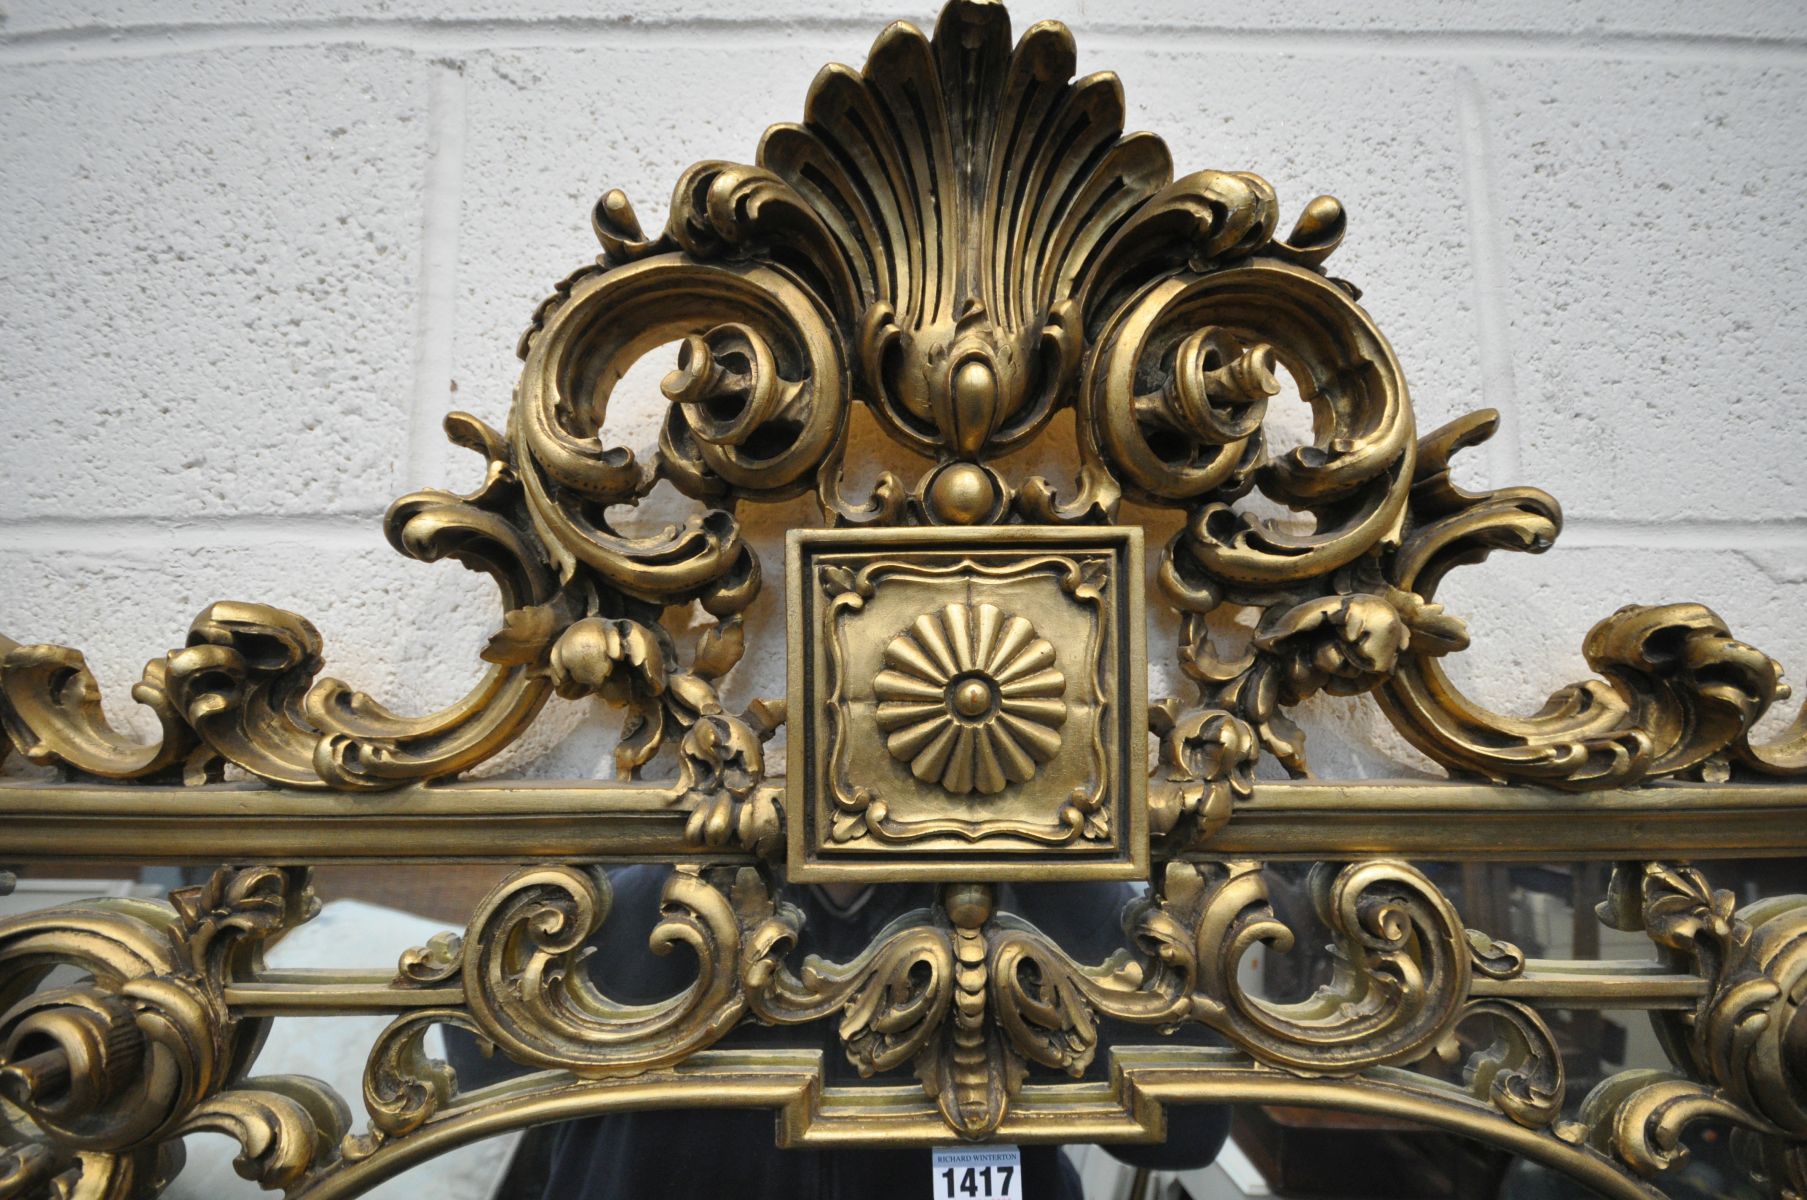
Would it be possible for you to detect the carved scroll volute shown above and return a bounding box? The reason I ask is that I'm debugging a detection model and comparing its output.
[303,420,567,791]
[1375,412,1794,789]
[162,602,331,790]
[1115,259,1415,597]
[0,910,194,1152]
[983,860,1486,1108]
[1712,894,1807,1140]
[1579,864,1807,1194]
[0,639,209,784]
[514,255,845,598]
[1177,859,1472,1074]
[1601,865,1807,1140]
[456,864,793,1075]
[0,868,347,1192]
[350,866,796,1159]
[0,411,568,793]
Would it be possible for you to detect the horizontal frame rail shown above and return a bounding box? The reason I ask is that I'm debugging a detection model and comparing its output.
[2,778,1804,862]
[213,958,1709,1018]
[1206,780,1807,860]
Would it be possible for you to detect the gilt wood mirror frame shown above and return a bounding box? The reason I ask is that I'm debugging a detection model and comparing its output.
[2,4,1805,1197]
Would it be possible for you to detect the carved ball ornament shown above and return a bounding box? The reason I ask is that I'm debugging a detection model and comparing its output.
[874,603,1067,795]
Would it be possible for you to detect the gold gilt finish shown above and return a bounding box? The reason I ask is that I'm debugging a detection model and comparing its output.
[787,525,1146,880]
[1,1,1806,1197]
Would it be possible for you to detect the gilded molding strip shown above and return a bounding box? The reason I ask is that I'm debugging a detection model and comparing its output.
[2,0,1805,1196]
[272,1051,1673,1200]
[4,779,1806,863]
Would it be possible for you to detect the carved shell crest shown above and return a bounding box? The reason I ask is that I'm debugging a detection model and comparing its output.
[620,0,1335,468]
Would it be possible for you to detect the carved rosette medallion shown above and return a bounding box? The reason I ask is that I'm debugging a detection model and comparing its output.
[787,526,1145,881]
[874,603,1068,796]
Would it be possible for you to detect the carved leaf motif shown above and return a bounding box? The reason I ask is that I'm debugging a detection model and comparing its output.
[819,565,862,599]
[615,696,665,777]
[549,618,667,702]
[1148,703,1256,845]
[342,1010,463,1160]
[692,616,745,681]
[394,933,464,988]
[1456,999,1566,1129]
[681,709,780,859]
[171,864,318,989]
[482,605,559,667]
[1579,1069,1774,1178]
[175,1075,350,1191]
[0,640,210,783]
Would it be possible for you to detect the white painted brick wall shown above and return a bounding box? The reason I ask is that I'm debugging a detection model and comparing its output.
[3,1,1804,782]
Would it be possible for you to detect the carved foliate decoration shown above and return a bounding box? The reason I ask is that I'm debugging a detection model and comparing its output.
[2,1,1807,1197]
[1580,863,1807,1196]
[1,0,1801,827]
[0,867,348,1195]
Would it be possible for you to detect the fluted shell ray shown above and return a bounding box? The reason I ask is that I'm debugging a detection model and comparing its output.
[873,601,1068,796]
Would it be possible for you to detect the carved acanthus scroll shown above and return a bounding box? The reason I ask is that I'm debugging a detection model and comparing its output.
[1578,863,1807,1194]
[4,0,1802,821]
[0,868,348,1195]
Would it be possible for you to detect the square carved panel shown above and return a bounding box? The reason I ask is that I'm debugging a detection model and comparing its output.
[786,525,1146,881]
